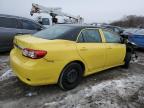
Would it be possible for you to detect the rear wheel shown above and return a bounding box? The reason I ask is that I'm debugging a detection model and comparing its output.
[123,52,132,68]
[58,63,83,90]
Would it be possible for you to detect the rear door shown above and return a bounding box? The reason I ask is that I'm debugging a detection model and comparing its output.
[102,30,126,67]
[76,28,106,74]
[0,17,21,51]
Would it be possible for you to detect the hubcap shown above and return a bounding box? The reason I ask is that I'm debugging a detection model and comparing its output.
[67,69,78,83]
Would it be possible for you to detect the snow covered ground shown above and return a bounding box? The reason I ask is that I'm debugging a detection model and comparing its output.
[0,51,144,108]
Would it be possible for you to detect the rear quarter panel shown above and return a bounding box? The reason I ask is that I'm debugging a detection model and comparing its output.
[32,41,88,75]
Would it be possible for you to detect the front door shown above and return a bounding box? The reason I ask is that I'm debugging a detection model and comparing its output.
[102,30,126,67]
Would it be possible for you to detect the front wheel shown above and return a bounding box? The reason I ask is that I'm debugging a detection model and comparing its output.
[58,63,83,90]
[123,52,132,68]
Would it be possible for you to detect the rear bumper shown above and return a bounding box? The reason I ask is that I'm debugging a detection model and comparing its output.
[10,49,64,86]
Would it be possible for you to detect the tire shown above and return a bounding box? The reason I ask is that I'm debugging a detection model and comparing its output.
[58,63,83,90]
[123,52,132,68]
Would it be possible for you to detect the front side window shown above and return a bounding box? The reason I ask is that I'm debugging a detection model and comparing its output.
[103,30,121,43]
[0,17,17,28]
[78,29,101,43]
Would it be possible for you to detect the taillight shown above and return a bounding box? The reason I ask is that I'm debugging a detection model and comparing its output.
[22,48,47,59]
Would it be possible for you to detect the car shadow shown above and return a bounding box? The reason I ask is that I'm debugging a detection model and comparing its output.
[0,51,10,56]
[0,65,134,101]
[136,48,144,52]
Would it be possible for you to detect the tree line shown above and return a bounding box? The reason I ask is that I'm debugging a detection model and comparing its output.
[110,15,144,28]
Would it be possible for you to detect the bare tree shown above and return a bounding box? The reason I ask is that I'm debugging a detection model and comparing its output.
[111,15,144,28]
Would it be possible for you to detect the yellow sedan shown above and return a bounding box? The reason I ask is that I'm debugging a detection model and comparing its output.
[10,25,131,90]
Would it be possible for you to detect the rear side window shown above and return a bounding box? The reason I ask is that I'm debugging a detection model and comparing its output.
[0,17,17,28]
[103,30,121,43]
[78,29,101,43]
[22,20,40,30]
[34,25,81,41]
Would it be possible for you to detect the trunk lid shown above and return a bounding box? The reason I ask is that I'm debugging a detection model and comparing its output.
[14,35,75,50]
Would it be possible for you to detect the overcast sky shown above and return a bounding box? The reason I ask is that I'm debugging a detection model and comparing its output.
[0,0,144,23]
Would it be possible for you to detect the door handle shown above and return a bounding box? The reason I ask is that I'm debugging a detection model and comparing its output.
[80,47,88,51]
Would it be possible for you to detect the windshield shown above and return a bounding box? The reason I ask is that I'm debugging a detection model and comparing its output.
[134,29,144,35]
[33,25,81,41]
[124,28,138,34]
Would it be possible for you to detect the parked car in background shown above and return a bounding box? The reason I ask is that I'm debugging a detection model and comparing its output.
[127,29,144,49]
[122,28,139,37]
[0,14,45,52]
[10,25,132,90]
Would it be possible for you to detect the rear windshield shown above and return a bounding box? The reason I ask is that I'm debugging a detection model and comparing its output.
[33,25,81,41]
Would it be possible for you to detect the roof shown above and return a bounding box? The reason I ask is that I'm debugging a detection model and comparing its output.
[0,14,30,20]
[55,24,99,29]
[0,14,44,27]
[34,24,100,41]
